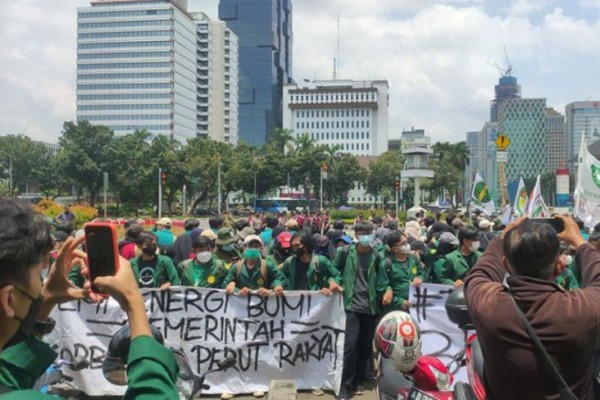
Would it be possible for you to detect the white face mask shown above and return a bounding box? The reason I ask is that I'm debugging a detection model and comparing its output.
[399,244,411,254]
[196,251,212,264]
[565,255,573,265]
[470,241,480,252]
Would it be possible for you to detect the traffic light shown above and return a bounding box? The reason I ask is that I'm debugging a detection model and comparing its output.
[161,171,167,186]
[394,177,400,191]
[321,162,328,172]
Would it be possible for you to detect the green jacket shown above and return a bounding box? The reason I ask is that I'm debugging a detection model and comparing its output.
[280,254,341,290]
[222,258,286,290]
[131,254,180,288]
[376,255,425,308]
[430,256,448,284]
[0,335,178,399]
[178,257,227,288]
[334,245,381,315]
[556,267,580,291]
[67,264,85,288]
[439,249,481,285]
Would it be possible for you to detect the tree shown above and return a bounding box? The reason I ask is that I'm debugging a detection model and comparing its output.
[288,134,326,207]
[58,121,115,206]
[150,135,186,215]
[326,153,367,206]
[0,134,48,197]
[268,128,295,154]
[365,151,405,207]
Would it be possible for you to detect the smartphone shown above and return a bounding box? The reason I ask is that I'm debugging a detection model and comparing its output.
[85,223,120,296]
[531,217,565,233]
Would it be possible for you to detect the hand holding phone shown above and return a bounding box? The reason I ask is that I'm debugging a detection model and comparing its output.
[530,217,565,233]
[85,223,120,296]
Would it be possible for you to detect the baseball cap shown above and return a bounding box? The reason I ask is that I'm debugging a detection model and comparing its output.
[439,232,459,246]
[285,219,299,229]
[200,229,217,241]
[158,217,172,227]
[277,231,292,248]
[237,226,256,241]
[478,219,492,229]
[336,235,353,245]
[243,234,263,246]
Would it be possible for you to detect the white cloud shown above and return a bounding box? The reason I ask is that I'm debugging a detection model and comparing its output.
[1,1,600,145]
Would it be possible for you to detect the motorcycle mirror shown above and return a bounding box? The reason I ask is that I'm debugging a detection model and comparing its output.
[218,356,236,370]
[102,356,128,386]
[172,349,195,381]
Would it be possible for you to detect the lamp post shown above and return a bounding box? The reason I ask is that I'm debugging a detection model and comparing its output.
[0,149,14,198]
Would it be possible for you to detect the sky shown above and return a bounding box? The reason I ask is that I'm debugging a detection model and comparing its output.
[1,0,600,144]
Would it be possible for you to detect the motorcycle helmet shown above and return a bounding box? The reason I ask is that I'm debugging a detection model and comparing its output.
[102,324,164,385]
[374,311,421,372]
[413,355,454,391]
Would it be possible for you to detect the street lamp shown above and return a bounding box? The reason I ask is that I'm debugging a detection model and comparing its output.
[0,149,13,198]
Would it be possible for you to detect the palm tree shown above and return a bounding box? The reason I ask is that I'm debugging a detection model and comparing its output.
[294,133,315,153]
[269,128,294,153]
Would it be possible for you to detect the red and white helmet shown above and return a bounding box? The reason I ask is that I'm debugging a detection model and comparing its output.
[374,311,421,372]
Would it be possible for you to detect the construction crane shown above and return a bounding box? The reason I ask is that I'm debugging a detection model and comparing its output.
[487,46,514,77]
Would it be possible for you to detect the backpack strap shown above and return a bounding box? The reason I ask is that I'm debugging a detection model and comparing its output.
[259,259,270,288]
[312,255,320,274]
[338,245,350,272]
[235,260,244,281]
[385,257,392,276]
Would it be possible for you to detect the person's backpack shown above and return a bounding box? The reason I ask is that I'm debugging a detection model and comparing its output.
[383,257,393,276]
[235,259,269,288]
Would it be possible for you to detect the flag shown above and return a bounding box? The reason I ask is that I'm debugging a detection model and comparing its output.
[513,177,528,217]
[524,175,550,217]
[500,205,513,225]
[470,172,495,215]
[574,135,600,226]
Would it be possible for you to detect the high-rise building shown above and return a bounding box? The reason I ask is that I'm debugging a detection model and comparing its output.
[76,0,238,143]
[565,101,600,169]
[219,0,293,146]
[282,79,389,156]
[497,98,546,182]
[490,75,521,122]
[545,107,566,173]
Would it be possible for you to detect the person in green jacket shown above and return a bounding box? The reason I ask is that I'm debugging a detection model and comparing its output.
[0,199,178,399]
[178,235,227,288]
[430,232,460,283]
[223,234,286,296]
[439,228,481,287]
[555,246,580,291]
[377,231,424,314]
[279,230,343,293]
[333,222,382,400]
[130,232,179,289]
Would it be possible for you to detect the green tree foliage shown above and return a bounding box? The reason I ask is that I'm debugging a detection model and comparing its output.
[0,134,48,197]
[365,151,405,205]
[429,141,470,205]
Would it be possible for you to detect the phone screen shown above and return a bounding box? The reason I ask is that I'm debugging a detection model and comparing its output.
[86,226,117,293]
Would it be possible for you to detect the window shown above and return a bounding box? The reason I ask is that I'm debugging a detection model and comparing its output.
[366,132,370,139]
[336,132,340,140]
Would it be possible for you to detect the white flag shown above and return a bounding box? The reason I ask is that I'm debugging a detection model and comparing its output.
[470,172,495,215]
[500,205,513,225]
[525,175,549,217]
[513,177,529,217]
[574,135,600,226]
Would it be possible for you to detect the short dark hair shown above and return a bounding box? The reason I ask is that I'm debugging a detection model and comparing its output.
[234,219,249,232]
[184,218,200,231]
[458,228,479,245]
[0,200,53,286]
[192,235,213,250]
[386,230,406,247]
[124,219,138,230]
[208,216,224,230]
[56,222,74,236]
[125,223,143,241]
[372,216,383,224]
[445,213,456,226]
[354,222,373,235]
[266,217,278,229]
[333,220,345,230]
[137,231,157,246]
[503,220,560,279]
[423,217,435,228]
[292,229,314,254]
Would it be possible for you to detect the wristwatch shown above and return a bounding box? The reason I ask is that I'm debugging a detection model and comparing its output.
[33,317,56,336]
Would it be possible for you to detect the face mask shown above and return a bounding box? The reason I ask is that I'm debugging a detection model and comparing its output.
[13,287,44,338]
[196,251,212,264]
[243,248,261,260]
[399,244,411,254]
[358,235,373,247]
[142,246,157,256]
[294,247,305,257]
[565,255,573,265]
[470,241,480,252]
[222,243,235,252]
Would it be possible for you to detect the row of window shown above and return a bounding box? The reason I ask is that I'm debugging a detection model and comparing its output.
[315,141,369,151]
[297,120,370,130]
[77,72,172,80]
[78,51,171,60]
[79,114,171,121]
[79,41,172,50]
[297,109,370,118]
[77,82,171,90]
[79,19,171,29]
[350,196,377,203]
[105,124,171,131]
[78,104,171,111]
[310,131,371,141]
[79,30,171,39]
[79,9,172,19]
[291,92,376,103]
[78,62,171,70]
[77,93,172,100]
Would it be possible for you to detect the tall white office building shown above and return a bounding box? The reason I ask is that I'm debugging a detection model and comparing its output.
[565,101,600,169]
[282,80,389,156]
[76,0,238,143]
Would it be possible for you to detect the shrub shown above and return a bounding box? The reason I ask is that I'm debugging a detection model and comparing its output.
[34,199,97,228]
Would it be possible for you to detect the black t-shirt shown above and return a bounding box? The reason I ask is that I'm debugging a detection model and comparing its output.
[464,252,476,269]
[293,259,310,290]
[138,258,158,288]
[351,251,371,313]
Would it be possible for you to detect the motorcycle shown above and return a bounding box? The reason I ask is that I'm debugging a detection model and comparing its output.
[375,287,485,400]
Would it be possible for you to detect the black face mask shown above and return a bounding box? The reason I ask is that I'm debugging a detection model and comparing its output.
[294,247,305,258]
[142,246,157,256]
[6,287,44,347]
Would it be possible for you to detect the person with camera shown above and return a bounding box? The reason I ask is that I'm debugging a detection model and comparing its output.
[0,199,178,398]
[465,216,600,399]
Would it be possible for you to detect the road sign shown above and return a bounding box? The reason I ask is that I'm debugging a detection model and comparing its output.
[495,134,510,150]
[497,151,508,163]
